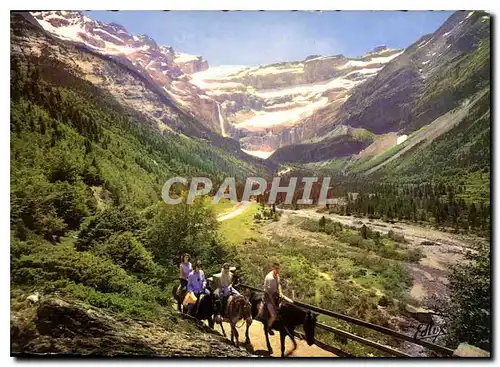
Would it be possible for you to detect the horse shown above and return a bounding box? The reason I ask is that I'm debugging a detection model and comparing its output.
[172,280,188,313]
[173,280,215,328]
[188,287,215,328]
[214,292,253,347]
[246,290,317,357]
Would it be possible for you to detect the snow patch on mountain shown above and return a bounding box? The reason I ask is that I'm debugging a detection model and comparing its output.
[254,77,361,99]
[175,53,201,63]
[241,149,275,159]
[243,64,304,76]
[340,51,403,68]
[235,98,329,130]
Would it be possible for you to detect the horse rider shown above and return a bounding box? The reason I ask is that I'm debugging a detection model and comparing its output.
[263,262,292,335]
[215,263,241,315]
[187,260,210,315]
[176,253,192,311]
[179,253,192,290]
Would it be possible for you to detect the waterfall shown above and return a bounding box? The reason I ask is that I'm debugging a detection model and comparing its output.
[216,102,227,137]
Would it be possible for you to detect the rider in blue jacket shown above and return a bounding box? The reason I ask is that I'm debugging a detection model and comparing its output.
[187,261,210,314]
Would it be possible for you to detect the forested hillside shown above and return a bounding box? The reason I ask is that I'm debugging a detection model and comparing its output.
[10,12,264,355]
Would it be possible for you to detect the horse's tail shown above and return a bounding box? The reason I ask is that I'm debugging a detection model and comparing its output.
[172,284,178,300]
[214,297,222,316]
[172,283,184,302]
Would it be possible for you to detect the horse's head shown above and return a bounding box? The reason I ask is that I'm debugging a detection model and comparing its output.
[242,287,251,299]
[303,311,317,346]
[233,272,240,287]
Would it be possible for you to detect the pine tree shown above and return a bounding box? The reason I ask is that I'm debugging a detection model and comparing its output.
[468,203,477,230]
[319,216,326,232]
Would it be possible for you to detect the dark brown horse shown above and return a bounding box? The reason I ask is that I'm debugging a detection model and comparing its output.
[214,294,253,347]
[192,290,216,328]
[172,279,188,313]
[246,290,317,357]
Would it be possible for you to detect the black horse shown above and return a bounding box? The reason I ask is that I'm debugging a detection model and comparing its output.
[191,290,216,328]
[246,290,317,357]
[172,281,215,328]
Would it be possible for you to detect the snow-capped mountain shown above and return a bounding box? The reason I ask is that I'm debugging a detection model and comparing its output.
[190,47,403,156]
[31,11,222,132]
[30,11,405,157]
[270,10,490,164]
[32,11,208,74]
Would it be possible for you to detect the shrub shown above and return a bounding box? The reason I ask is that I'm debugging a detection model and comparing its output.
[50,180,97,229]
[92,232,155,278]
[407,247,425,263]
[445,242,491,350]
[141,200,229,276]
[380,243,404,261]
[262,208,274,219]
[359,224,368,239]
[373,231,383,247]
[378,295,391,307]
[379,264,412,297]
[300,218,320,232]
[12,242,133,294]
[11,173,67,239]
[76,206,145,251]
[319,216,326,231]
[62,282,167,319]
[273,212,280,222]
[340,232,365,248]
[387,229,406,243]
[11,170,97,239]
[11,238,170,311]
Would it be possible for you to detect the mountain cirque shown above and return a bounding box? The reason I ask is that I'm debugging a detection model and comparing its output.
[30,10,403,157]
[189,48,403,154]
[30,11,490,165]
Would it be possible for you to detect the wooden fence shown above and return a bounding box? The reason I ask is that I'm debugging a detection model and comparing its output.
[239,283,455,357]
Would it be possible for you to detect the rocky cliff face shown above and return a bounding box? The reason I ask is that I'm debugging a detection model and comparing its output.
[174,53,209,74]
[11,295,250,357]
[31,11,220,133]
[271,10,491,164]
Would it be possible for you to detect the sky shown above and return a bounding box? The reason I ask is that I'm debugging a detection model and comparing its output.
[86,11,453,66]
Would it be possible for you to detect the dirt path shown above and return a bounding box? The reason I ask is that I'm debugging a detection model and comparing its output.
[174,303,334,357]
[211,318,335,357]
[217,201,252,222]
